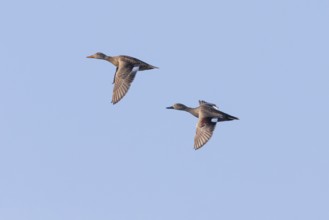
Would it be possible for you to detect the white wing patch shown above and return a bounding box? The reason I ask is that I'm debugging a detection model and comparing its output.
[132,66,140,72]
[211,105,219,110]
[211,118,219,123]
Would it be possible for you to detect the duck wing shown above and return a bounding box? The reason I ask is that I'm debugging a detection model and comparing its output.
[194,117,217,150]
[199,100,219,110]
[111,63,139,104]
[112,67,118,84]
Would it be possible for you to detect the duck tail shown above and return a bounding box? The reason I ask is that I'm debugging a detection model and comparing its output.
[220,112,239,121]
[227,114,239,120]
[150,65,159,69]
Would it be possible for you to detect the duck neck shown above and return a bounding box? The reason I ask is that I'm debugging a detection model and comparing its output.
[184,107,199,118]
[105,56,118,66]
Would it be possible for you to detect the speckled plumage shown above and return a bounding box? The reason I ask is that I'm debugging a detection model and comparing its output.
[87,52,158,104]
[167,100,238,150]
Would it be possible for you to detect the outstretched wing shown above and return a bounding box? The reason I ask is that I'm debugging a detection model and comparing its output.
[112,67,118,84]
[111,64,139,104]
[194,117,217,150]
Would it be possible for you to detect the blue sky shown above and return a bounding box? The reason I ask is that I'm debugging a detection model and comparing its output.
[1,0,329,219]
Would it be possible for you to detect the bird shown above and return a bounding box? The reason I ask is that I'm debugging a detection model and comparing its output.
[166,100,238,150]
[87,52,158,104]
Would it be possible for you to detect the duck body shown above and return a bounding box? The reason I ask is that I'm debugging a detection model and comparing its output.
[109,55,157,71]
[167,100,238,149]
[87,52,158,104]
[198,100,238,122]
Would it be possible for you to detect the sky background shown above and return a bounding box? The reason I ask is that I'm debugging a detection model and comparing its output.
[1,0,329,219]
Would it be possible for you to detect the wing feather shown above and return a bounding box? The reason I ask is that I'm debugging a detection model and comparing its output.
[194,117,217,150]
[111,64,139,104]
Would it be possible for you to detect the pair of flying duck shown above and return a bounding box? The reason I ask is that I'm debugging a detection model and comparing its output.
[87,52,238,149]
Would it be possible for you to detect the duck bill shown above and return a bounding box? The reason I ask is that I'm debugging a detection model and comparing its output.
[86,55,95,58]
[166,106,174,109]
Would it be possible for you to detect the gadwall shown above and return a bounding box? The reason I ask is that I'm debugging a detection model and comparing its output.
[167,100,238,150]
[87,52,158,104]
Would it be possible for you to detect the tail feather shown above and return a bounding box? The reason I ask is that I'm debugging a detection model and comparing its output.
[217,113,239,121]
[227,115,239,120]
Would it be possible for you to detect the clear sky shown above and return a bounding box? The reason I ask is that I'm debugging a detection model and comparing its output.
[1,0,329,219]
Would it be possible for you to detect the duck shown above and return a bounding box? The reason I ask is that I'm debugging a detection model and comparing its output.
[87,52,158,104]
[166,100,238,150]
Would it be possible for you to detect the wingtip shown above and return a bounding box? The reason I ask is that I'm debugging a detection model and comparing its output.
[194,146,202,150]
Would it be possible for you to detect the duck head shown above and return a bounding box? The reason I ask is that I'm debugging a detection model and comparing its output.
[86,52,107,59]
[166,103,188,110]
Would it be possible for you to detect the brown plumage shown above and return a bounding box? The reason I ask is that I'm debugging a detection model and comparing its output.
[87,52,158,104]
[166,100,238,150]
